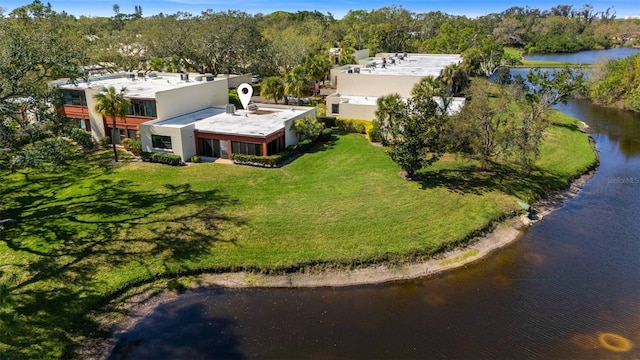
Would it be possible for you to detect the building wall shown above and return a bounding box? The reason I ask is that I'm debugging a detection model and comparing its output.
[155,79,229,120]
[223,74,251,89]
[84,87,107,140]
[353,49,370,61]
[139,121,196,161]
[335,73,424,98]
[325,96,377,120]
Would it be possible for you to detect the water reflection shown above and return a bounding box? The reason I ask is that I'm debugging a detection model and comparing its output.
[556,99,640,158]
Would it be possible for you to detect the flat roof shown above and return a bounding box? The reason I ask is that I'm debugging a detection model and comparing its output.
[152,106,312,138]
[349,54,462,78]
[334,94,465,115]
[57,73,222,99]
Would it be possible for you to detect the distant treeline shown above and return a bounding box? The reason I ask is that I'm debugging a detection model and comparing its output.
[2,1,640,78]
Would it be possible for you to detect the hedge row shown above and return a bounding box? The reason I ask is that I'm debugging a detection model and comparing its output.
[230,139,317,168]
[335,118,373,135]
[140,151,183,166]
[231,153,283,167]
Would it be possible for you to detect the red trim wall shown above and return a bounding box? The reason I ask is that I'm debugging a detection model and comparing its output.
[194,129,285,157]
[60,105,90,120]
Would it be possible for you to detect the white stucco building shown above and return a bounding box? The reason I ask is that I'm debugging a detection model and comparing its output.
[326,53,465,120]
[56,72,313,161]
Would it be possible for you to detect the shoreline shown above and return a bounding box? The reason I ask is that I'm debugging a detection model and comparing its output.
[85,170,594,359]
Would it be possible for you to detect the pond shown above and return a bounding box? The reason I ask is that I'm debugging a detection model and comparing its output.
[524,47,640,63]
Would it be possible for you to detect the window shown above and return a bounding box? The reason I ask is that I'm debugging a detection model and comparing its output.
[231,141,262,156]
[69,118,90,131]
[267,135,285,155]
[106,127,126,144]
[198,138,222,158]
[127,129,138,140]
[62,91,87,106]
[331,103,339,114]
[152,135,172,149]
[128,100,157,118]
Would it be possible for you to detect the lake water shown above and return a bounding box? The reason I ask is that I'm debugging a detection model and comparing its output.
[524,47,640,63]
[108,53,640,359]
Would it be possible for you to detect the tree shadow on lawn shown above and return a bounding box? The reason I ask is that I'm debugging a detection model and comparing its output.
[417,161,570,202]
[0,167,245,358]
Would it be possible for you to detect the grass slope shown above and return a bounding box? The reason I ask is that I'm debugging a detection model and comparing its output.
[505,47,590,68]
[0,114,596,358]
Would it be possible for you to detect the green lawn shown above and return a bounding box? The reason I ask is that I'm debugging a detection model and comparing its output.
[0,113,597,358]
[505,47,590,68]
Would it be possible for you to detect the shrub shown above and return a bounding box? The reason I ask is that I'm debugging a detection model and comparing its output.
[99,136,112,148]
[121,138,142,155]
[368,120,383,143]
[335,118,372,135]
[292,116,323,140]
[150,152,183,166]
[316,103,327,117]
[319,128,333,141]
[140,151,153,162]
[190,155,202,163]
[318,116,336,128]
[68,128,94,150]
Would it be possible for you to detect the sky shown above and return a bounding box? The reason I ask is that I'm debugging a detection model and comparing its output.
[1,0,639,19]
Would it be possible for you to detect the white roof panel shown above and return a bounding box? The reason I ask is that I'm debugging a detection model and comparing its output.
[153,106,312,137]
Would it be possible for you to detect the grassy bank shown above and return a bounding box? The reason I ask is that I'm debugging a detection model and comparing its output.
[505,47,590,68]
[0,112,597,358]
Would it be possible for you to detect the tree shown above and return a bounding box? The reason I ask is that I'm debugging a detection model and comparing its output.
[260,76,285,104]
[375,78,450,179]
[304,54,332,90]
[515,67,586,170]
[0,1,85,167]
[93,86,131,162]
[449,78,513,170]
[462,39,505,78]
[284,66,310,105]
[439,63,469,96]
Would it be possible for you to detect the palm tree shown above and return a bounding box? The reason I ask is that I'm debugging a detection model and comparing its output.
[284,65,309,105]
[411,76,441,98]
[304,54,332,89]
[260,76,285,104]
[439,63,468,96]
[93,86,131,162]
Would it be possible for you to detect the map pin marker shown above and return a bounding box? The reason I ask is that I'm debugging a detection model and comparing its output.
[237,83,253,110]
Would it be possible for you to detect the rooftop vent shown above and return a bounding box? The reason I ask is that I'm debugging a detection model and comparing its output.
[225,104,236,114]
[247,103,258,111]
[180,73,189,81]
[354,67,360,74]
[203,73,215,82]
